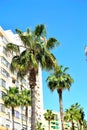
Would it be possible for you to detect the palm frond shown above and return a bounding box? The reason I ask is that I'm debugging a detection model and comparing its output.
[26,28,30,34]
[10,56,20,72]
[47,38,60,50]
[35,24,46,37]
[6,43,20,54]
[15,28,23,35]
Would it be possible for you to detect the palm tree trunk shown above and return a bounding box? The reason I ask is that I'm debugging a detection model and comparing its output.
[25,106,28,130]
[57,89,64,130]
[31,87,36,130]
[12,107,14,130]
[71,121,75,130]
[28,68,36,130]
[21,106,23,130]
[48,121,50,130]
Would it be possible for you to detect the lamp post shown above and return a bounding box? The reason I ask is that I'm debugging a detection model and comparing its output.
[84,45,87,61]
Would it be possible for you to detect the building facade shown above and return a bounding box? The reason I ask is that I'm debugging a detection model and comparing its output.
[0,26,44,130]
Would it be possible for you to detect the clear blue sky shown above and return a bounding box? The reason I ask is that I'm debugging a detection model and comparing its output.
[0,0,87,119]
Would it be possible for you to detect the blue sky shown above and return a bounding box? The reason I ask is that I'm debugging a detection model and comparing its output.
[0,0,87,119]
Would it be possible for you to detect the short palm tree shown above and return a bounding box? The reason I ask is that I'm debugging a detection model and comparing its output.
[6,24,59,130]
[64,103,83,130]
[44,109,55,130]
[83,119,87,130]
[36,122,44,130]
[3,87,20,130]
[47,66,74,130]
[20,89,31,130]
[78,108,85,130]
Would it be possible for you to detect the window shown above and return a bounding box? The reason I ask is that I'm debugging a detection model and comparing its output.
[14,121,20,130]
[22,114,25,121]
[14,110,20,118]
[21,78,26,85]
[2,36,8,44]
[0,116,6,126]
[15,80,19,87]
[0,78,6,88]
[2,47,10,57]
[0,36,2,42]
[29,117,31,123]
[6,119,10,128]
[0,91,5,98]
[1,57,10,68]
[0,103,5,113]
[1,67,9,78]
[55,114,58,120]
[21,106,25,111]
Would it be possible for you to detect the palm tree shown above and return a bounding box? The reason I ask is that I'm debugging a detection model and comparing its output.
[44,109,55,130]
[3,86,20,130]
[36,122,44,130]
[20,89,31,130]
[6,24,59,130]
[64,103,83,130]
[83,119,87,130]
[46,66,74,130]
[78,108,85,130]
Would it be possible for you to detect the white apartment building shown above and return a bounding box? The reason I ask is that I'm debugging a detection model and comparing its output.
[0,26,44,130]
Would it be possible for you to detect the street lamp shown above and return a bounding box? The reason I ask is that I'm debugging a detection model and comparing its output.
[84,45,87,61]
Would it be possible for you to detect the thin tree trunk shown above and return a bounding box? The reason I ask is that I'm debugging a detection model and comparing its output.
[72,121,75,130]
[57,89,64,130]
[25,106,28,130]
[31,88,36,130]
[12,107,14,130]
[28,68,36,130]
[21,106,23,130]
[48,121,50,130]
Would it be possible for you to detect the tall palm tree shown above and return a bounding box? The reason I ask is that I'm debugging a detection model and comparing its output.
[3,86,20,130]
[46,66,74,130]
[6,24,59,130]
[20,89,31,130]
[44,109,55,130]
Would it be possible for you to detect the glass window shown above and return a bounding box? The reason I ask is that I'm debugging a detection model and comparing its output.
[21,106,25,111]
[1,57,10,68]
[55,114,58,120]
[1,67,9,78]
[15,80,19,87]
[0,91,5,98]
[22,114,25,121]
[2,36,8,44]
[0,78,6,88]
[6,119,10,128]
[29,117,31,123]
[22,78,26,85]
[0,103,5,113]
[14,110,20,118]
[14,121,20,130]
[6,124,10,129]
[2,46,10,57]
[0,116,6,126]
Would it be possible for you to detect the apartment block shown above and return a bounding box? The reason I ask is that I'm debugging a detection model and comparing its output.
[0,26,44,130]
